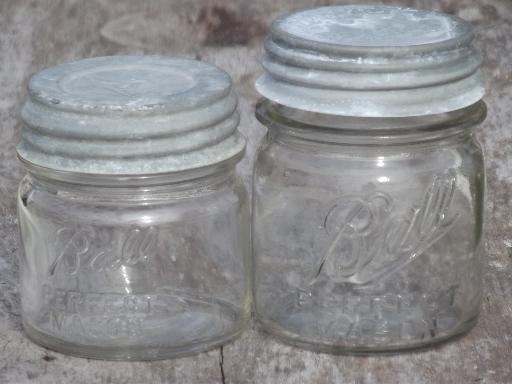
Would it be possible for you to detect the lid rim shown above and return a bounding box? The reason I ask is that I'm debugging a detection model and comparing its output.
[264,37,482,72]
[270,5,473,54]
[17,131,246,176]
[261,55,481,90]
[21,92,239,139]
[255,72,485,118]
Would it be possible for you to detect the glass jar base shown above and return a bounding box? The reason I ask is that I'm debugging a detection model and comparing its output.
[23,320,244,360]
[257,314,478,354]
[22,295,248,360]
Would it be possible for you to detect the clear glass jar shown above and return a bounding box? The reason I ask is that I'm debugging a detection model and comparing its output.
[18,160,250,359]
[253,5,487,352]
[16,56,250,359]
[253,100,485,352]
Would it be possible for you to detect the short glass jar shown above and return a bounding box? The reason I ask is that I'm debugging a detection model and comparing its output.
[253,5,486,352]
[17,56,250,360]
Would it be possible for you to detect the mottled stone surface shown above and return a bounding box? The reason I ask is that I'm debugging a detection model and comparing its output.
[0,0,511,383]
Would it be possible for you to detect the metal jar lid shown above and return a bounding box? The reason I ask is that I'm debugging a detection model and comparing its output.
[18,55,245,175]
[256,5,484,117]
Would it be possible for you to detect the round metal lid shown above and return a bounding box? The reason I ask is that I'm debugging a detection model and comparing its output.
[18,55,245,175]
[256,5,484,117]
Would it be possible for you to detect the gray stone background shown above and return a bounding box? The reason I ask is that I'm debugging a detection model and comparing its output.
[0,0,511,383]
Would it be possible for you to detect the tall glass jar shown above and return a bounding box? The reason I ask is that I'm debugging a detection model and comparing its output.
[253,5,486,352]
[17,56,250,360]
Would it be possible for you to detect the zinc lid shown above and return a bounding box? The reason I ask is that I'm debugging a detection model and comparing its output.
[256,5,484,117]
[18,55,245,175]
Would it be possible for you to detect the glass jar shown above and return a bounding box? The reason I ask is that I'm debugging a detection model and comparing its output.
[17,56,250,360]
[253,5,486,352]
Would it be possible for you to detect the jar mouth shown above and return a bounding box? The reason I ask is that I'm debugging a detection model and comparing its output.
[256,99,487,133]
[18,149,244,187]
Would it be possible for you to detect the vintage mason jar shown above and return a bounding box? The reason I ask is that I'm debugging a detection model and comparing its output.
[16,56,250,360]
[253,5,486,352]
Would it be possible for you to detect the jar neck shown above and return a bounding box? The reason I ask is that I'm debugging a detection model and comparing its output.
[21,154,241,196]
[256,99,486,146]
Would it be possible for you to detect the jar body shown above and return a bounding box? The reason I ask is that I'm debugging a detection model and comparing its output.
[17,169,250,360]
[253,101,485,352]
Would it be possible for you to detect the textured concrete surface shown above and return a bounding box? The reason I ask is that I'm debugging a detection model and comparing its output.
[0,0,511,383]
